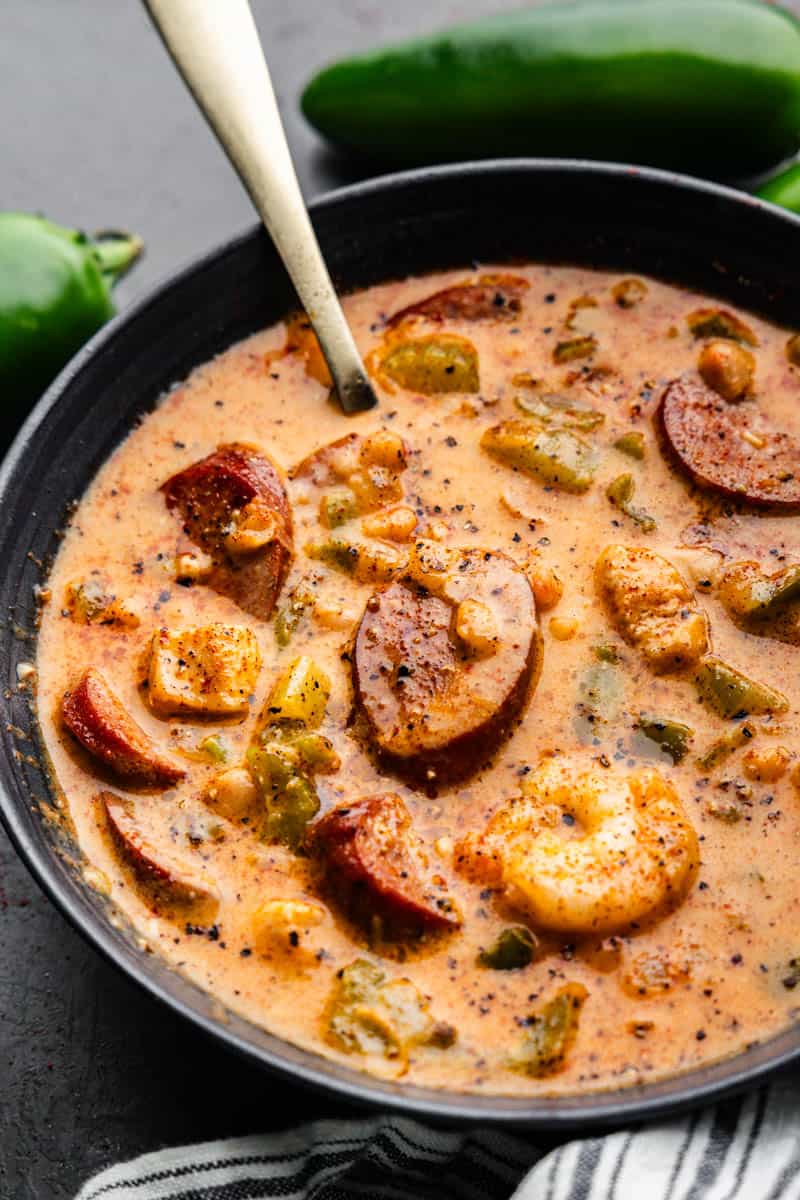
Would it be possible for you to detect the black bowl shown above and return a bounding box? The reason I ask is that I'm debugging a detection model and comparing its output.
[1,160,799,1129]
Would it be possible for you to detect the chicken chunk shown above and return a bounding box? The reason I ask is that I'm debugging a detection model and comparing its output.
[595,545,708,672]
[147,624,261,716]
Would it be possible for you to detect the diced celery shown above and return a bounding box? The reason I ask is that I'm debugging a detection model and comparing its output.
[321,488,360,529]
[482,419,598,493]
[274,585,314,647]
[553,335,597,363]
[515,392,604,432]
[696,722,756,770]
[197,733,228,764]
[327,959,443,1063]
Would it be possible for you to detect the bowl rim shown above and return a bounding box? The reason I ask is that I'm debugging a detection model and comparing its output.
[2,157,799,1129]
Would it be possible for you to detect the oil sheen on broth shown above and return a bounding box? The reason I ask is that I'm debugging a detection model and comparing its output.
[36,265,800,1096]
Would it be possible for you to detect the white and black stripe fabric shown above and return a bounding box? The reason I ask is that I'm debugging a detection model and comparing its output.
[76,1075,800,1200]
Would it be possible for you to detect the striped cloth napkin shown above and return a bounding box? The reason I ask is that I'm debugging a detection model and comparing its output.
[75,1075,800,1200]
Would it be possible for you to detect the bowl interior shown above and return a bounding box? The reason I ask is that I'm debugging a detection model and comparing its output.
[2,160,799,1127]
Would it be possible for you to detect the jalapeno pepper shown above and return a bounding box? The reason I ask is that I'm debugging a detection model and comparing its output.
[757,161,800,213]
[0,213,142,424]
[301,0,800,175]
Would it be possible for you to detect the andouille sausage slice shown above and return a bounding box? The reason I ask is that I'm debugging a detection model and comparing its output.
[388,274,529,326]
[162,443,293,618]
[311,793,459,929]
[100,791,219,909]
[659,376,800,508]
[62,668,185,787]
[353,547,539,783]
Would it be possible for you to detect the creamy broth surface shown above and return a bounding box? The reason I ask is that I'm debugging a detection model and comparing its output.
[36,265,800,1095]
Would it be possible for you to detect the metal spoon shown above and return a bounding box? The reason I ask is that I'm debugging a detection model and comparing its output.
[144,0,377,414]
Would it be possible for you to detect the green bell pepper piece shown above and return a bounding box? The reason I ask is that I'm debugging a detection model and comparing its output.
[482,419,598,493]
[694,656,789,718]
[479,926,538,971]
[636,715,693,763]
[508,983,587,1077]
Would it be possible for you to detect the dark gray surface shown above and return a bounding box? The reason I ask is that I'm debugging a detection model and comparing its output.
[0,4,501,1198]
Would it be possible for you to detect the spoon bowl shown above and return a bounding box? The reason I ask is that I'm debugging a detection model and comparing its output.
[144,0,377,413]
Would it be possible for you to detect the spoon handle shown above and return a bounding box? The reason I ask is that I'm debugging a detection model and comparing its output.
[144,0,377,413]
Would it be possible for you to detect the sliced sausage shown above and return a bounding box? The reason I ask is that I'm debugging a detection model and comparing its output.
[659,376,800,508]
[311,793,459,930]
[388,274,529,326]
[62,668,185,787]
[161,443,293,618]
[353,547,539,784]
[100,791,218,909]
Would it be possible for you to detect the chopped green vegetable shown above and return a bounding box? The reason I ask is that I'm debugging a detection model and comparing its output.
[197,734,228,764]
[248,740,321,847]
[508,983,588,1077]
[593,643,620,664]
[515,391,605,432]
[380,334,479,394]
[696,721,757,771]
[249,656,336,847]
[274,585,314,647]
[694,656,789,718]
[482,419,598,493]
[613,431,645,459]
[248,728,338,848]
[326,958,446,1064]
[576,660,624,736]
[306,536,361,575]
[479,926,538,971]
[321,487,360,529]
[306,535,406,582]
[720,561,800,619]
[687,308,757,345]
[267,655,331,728]
[606,473,656,532]
[553,335,597,363]
[635,715,693,763]
[718,561,800,647]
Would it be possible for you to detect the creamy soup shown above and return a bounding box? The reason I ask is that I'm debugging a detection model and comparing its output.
[36,265,800,1096]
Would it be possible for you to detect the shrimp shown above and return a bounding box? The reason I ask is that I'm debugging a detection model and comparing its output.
[456,757,699,936]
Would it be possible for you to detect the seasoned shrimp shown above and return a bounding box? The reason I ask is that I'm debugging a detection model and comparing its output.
[456,758,699,936]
